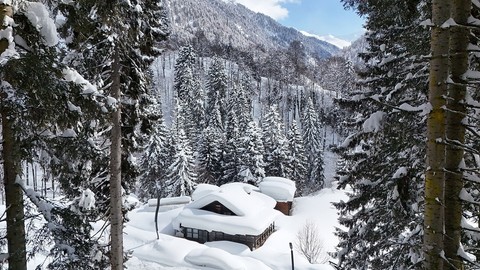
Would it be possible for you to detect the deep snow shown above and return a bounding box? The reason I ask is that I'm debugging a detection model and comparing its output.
[122,183,348,270]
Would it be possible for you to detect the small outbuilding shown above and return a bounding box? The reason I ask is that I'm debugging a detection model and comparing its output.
[172,183,279,250]
[258,176,296,215]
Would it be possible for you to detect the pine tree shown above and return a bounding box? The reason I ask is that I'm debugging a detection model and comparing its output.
[58,1,169,268]
[334,0,430,268]
[262,105,290,177]
[197,125,225,185]
[287,121,307,193]
[0,2,113,269]
[301,98,324,192]
[173,45,204,142]
[238,121,266,184]
[206,58,228,129]
[165,129,197,196]
[221,104,242,184]
[424,0,450,268]
[138,114,170,201]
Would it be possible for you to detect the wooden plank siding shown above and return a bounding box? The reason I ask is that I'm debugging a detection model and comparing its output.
[181,223,275,250]
[274,201,293,215]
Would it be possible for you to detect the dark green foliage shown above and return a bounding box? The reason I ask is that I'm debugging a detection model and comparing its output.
[301,98,324,192]
[333,0,430,268]
[286,121,307,193]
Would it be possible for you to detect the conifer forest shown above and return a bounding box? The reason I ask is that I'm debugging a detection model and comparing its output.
[0,0,480,269]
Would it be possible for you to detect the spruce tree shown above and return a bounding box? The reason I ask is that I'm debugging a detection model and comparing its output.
[173,45,204,142]
[239,121,266,184]
[334,0,430,268]
[262,105,290,177]
[287,121,307,193]
[0,2,112,269]
[301,98,324,192]
[206,58,228,129]
[137,108,170,201]
[58,1,169,268]
[165,129,197,196]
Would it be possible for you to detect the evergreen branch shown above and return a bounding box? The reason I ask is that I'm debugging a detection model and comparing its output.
[444,137,480,155]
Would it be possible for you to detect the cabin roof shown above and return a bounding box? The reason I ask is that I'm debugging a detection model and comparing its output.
[258,176,296,202]
[172,183,279,235]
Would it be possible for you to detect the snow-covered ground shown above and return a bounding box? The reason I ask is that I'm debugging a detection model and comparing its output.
[122,183,347,270]
[0,179,347,270]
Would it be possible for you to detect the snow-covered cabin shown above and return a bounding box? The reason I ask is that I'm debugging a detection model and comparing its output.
[172,183,279,250]
[258,177,296,215]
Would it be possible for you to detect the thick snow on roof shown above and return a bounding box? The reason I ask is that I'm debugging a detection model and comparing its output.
[173,184,279,236]
[258,176,296,202]
[191,184,219,201]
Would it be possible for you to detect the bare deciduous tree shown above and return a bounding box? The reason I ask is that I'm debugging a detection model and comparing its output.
[295,220,328,264]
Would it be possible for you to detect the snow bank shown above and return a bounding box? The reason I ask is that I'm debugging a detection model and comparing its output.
[185,248,245,270]
[259,176,296,202]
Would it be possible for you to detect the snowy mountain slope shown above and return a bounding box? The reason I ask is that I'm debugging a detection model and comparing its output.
[163,0,339,59]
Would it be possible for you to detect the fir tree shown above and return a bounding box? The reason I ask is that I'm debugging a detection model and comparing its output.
[173,45,204,142]
[286,121,307,193]
[301,98,325,192]
[197,125,225,185]
[137,116,170,201]
[262,105,290,178]
[165,129,197,197]
[239,121,266,184]
[334,0,430,268]
[206,58,228,128]
[58,1,169,268]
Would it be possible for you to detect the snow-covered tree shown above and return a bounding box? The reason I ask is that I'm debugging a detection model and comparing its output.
[173,45,204,142]
[334,0,429,268]
[206,58,228,129]
[197,125,225,185]
[286,121,307,193]
[239,121,266,184]
[59,1,169,268]
[301,98,324,191]
[165,129,197,196]
[262,105,290,178]
[0,2,115,269]
[137,118,170,201]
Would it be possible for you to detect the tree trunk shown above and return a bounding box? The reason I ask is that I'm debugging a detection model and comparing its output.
[443,0,470,269]
[109,49,123,270]
[0,4,27,270]
[2,111,27,270]
[424,0,451,269]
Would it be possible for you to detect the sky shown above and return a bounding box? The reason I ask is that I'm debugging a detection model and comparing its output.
[232,0,365,45]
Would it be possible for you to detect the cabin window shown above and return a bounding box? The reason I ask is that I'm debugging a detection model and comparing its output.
[185,228,199,239]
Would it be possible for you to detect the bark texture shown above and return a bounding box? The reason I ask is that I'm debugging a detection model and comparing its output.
[444,0,470,269]
[109,50,123,270]
[424,0,450,269]
[0,4,27,270]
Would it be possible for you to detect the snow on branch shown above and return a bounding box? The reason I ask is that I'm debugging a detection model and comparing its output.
[459,188,480,205]
[396,102,431,116]
[441,18,457,28]
[463,70,480,80]
[62,67,99,95]
[474,0,480,9]
[363,111,385,133]
[468,15,480,27]
[19,1,58,46]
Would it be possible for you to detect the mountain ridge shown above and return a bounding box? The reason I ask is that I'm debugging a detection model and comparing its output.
[163,0,339,59]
